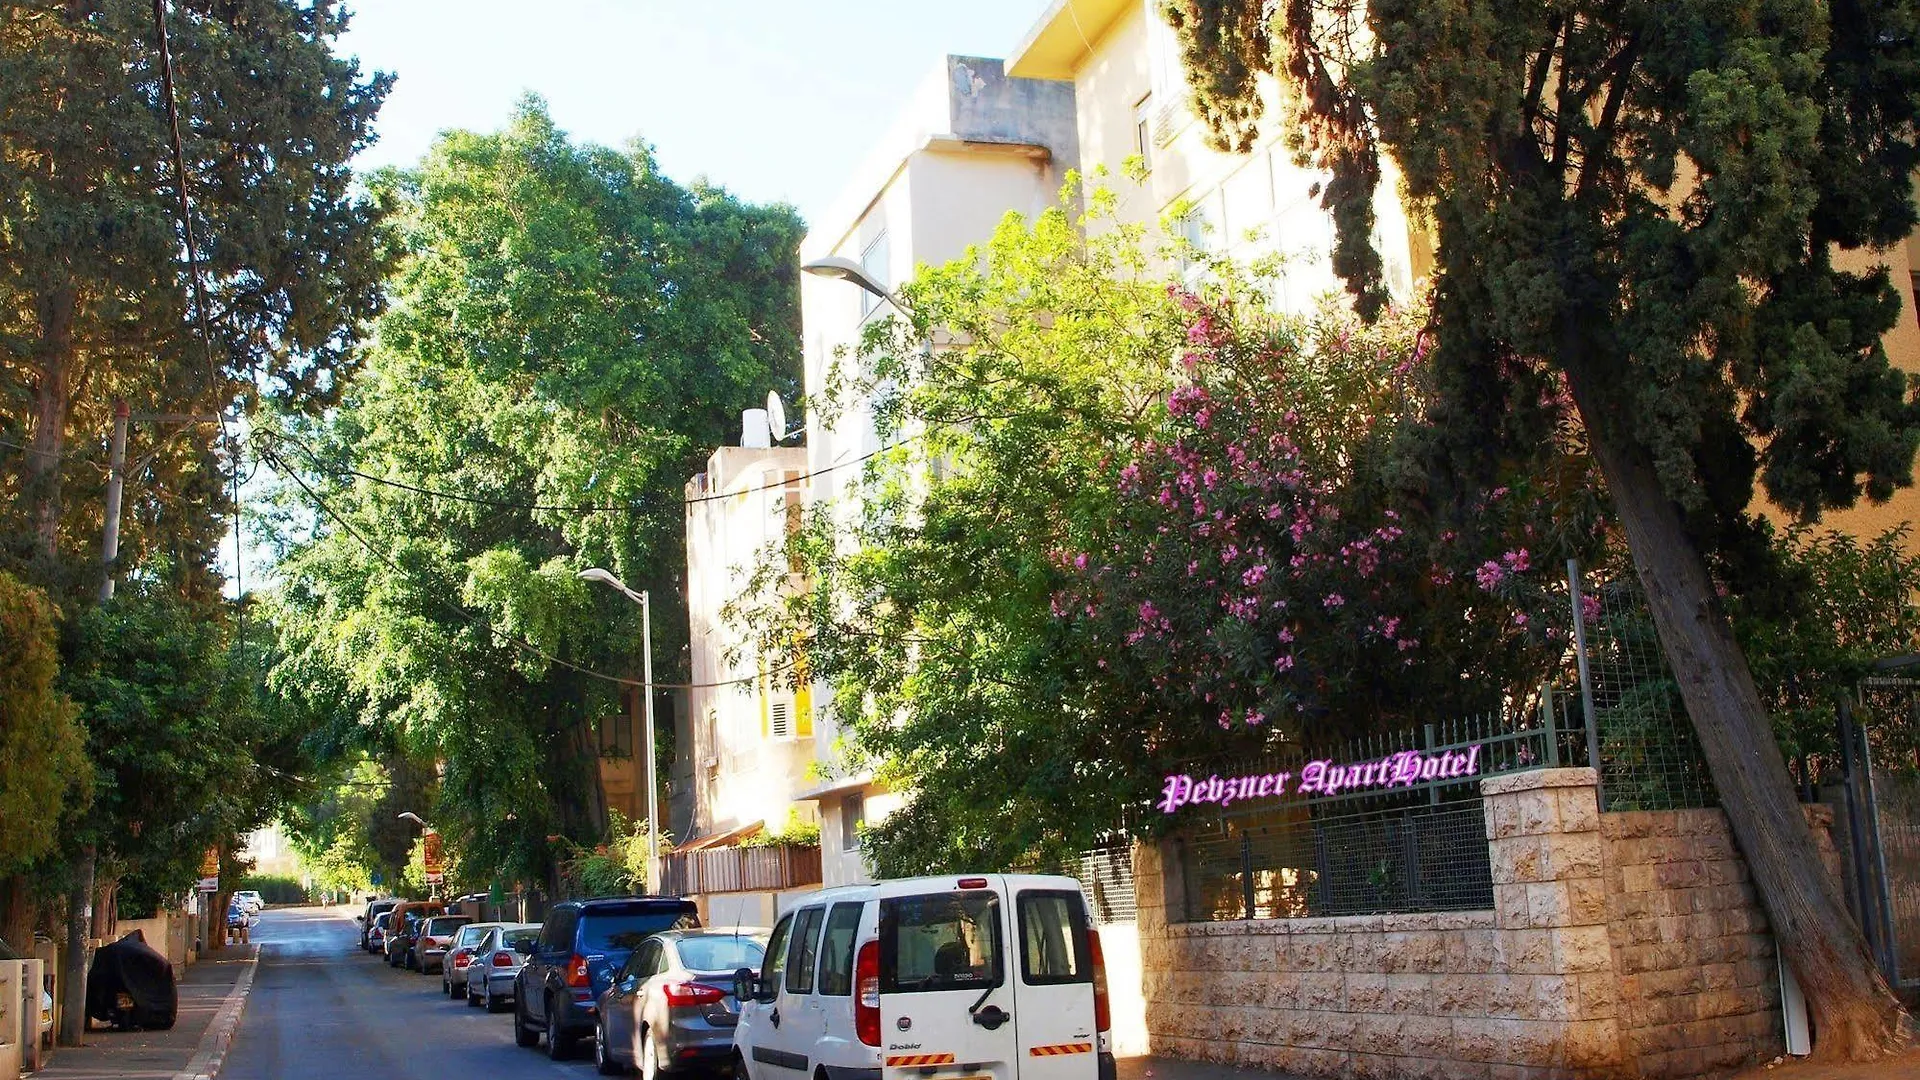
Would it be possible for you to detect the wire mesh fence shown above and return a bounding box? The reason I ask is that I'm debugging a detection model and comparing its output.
[1576,565,1718,812]
[1175,695,1585,920]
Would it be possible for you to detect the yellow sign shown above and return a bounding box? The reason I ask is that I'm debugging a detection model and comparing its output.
[200,847,219,878]
[422,831,444,874]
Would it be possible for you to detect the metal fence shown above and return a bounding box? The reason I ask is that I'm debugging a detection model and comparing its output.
[1841,669,1920,991]
[1178,694,1586,920]
[1172,559,1726,923]
[1575,565,1717,812]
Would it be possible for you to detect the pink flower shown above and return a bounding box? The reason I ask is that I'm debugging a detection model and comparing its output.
[1242,564,1268,587]
[1581,594,1602,624]
[1323,593,1345,609]
[1475,561,1507,591]
[1501,548,1531,572]
[1273,654,1295,673]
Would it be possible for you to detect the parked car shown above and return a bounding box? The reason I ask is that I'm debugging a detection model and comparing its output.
[513,897,699,1060]
[367,911,393,954]
[730,875,1115,1080]
[442,921,505,997]
[359,899,399,951]
[465,924,542,1011]
[386,900,446,969]
[232,890,265,914]
[594,928,768,1077]
[415,914,473,974]
[386,911,424,968]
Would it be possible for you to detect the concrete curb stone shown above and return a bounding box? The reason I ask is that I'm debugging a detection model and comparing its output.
[169,943,259,1080]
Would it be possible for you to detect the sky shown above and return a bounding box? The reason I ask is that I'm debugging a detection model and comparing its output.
[335,0,1054,226]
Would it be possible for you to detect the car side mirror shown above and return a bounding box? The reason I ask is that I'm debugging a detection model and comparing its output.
[754,975,779,1004]
[732,968,753,1003]
[354,915,364,923]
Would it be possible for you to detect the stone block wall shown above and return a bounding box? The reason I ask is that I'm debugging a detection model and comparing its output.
[1600,805,1841,1079]
[1134,769,1844,1080]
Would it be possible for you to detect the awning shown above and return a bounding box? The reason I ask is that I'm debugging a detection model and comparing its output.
[792,772,876,803]
[670,820,764,853]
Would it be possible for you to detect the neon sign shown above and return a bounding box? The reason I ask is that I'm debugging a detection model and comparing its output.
[1158,745,1482,813]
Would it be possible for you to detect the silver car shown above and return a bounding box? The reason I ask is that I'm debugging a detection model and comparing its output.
[443,922,510,998]
[464,923,542,1012]
[594,928,769,1077]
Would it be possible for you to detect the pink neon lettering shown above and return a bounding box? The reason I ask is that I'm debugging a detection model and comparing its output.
[1159,775,1192,813]
[1157,746,1486,813]
[1419,757,1440,780]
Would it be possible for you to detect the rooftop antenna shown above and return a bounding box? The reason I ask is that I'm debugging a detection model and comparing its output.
[766,391,797,443]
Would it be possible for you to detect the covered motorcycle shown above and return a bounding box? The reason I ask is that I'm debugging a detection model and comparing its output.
[85,928,177,1030]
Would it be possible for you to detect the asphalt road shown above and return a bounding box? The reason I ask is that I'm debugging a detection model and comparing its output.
[222,906,594,1080]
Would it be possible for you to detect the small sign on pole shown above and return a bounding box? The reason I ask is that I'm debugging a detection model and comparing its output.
[197,877,218,893]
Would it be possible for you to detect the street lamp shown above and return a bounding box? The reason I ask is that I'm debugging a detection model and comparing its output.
[396,811,429,829]
[578,567,660,893]
[802,256,895,306]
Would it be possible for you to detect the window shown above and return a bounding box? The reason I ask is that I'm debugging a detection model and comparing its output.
[859,232,890,318]
[541,909,577,952]
[1018,891,1092,985]
[815,902,864,995]
[840,794,865,852]
[579,908,699,951]
[1133,94,1153,172]
[763,913,794,988]
[879,891,1004,994]
[626,939,662,980]
[768,699,795,739]
[676,934,766,973]
[786,907,826,994]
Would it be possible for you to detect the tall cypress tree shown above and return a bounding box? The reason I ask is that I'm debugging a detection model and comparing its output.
[1162,0,1919,1058]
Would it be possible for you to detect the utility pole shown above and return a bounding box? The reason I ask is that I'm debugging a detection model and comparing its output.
[58,402,127,1047]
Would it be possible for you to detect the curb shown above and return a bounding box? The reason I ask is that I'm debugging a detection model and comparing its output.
[170,944,259,1080]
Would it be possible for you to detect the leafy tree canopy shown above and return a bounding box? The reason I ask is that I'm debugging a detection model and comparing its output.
[0,569,87,874]
[268,97,803,888]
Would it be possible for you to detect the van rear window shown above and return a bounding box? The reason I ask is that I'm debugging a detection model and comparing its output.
[879,891,1003,994]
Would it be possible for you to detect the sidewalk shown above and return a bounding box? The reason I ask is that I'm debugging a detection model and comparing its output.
[33,944,258,1080]
[1117,1055,1309,1080]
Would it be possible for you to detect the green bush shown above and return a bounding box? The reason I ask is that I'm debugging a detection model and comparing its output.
[238,874,311,905]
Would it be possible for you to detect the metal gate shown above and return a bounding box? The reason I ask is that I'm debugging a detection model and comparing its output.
[1839,660,1920,992]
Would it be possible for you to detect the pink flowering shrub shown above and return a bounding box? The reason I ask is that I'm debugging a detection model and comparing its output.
[1055,290,1610,741]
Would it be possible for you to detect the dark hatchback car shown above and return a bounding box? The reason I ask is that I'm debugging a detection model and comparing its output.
[513,897,699,1060]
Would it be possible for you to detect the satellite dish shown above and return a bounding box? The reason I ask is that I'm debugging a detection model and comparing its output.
[766,391,792,442]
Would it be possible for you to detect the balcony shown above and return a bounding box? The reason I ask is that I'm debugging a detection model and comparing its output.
[662,843,822,896]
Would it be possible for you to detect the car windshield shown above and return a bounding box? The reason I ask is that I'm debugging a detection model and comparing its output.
[675,935,766,973]
[580,910,693,951]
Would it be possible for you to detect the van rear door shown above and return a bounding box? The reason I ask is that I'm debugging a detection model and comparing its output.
[878,881,1017,1080]
[1010,889,1100,1080]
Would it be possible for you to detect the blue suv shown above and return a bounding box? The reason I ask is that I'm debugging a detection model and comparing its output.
[514,896,699,1060]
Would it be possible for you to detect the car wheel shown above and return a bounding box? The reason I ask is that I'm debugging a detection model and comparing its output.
[513,995,540,1048]
[465,981,481,1007]
[545,995,571,1060]
[730,1051,750,1080]
[596,1019,624,1076]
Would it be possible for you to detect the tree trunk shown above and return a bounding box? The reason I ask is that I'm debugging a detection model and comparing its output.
[1563,357,1913,1059]
[0,876,34,955]
[57,845,93,1047]
[29,284,76,566]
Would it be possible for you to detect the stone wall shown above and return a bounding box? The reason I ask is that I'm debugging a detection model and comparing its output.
[1134,768,1842,1080]
[1601,805,1841,1079]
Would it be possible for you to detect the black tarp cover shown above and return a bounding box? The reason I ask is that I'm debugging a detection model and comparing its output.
[86,928,177,1029]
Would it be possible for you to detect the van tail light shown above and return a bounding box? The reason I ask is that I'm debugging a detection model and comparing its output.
[567,954,590,987]
[1088,928,1111,1034]
[492,951,514,967]
[854,940,881,1047]
[663,982,727,1007]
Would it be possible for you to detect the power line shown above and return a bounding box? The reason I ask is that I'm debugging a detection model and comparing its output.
[150,0,245,624]
[257,445,787,692]
[257,425,927,512]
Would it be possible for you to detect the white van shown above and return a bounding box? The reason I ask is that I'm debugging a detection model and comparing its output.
[729,874,1114,1080]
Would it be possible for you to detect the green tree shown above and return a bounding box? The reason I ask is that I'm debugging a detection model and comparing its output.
[1163,0,1920,1054]
[0,569,87,946]
[267,97,802,890]
[0,0,391,590]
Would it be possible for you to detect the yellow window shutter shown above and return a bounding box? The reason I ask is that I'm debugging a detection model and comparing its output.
[796,682,813,738]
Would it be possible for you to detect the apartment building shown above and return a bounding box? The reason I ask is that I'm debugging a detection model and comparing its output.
[665,412,816,925]
[790,53,1080,890]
